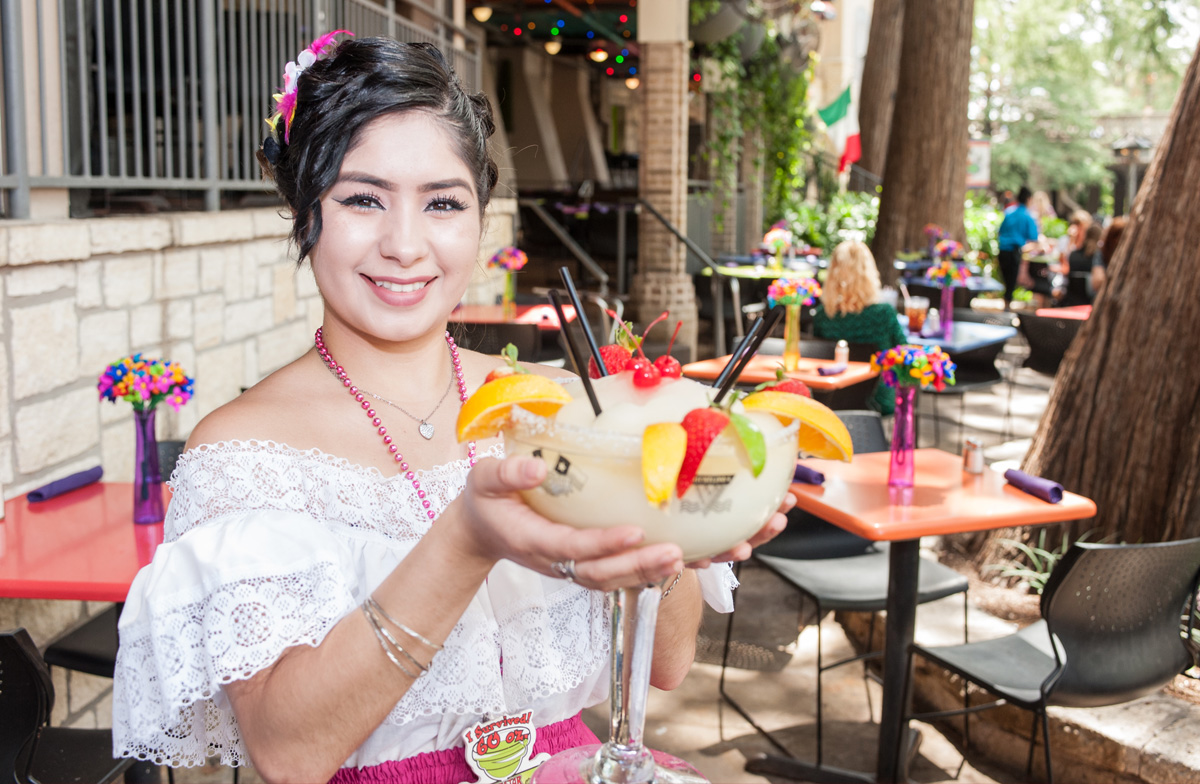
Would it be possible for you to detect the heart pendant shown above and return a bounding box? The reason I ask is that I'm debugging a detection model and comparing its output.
[418,421,435,440]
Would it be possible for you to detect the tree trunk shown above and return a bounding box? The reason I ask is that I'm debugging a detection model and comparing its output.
[869,0,974,285]
[967,42,1200,568]
[856,0,903,187]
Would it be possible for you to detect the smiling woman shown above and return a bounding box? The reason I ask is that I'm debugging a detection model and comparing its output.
[108,34,770,784]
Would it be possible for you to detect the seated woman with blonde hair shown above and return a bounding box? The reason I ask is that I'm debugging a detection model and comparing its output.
[812,240,907,414]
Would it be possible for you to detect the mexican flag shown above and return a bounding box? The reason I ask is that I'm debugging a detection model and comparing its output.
[818,85,861,174]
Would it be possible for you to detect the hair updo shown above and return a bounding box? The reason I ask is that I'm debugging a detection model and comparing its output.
[258,38,499,263]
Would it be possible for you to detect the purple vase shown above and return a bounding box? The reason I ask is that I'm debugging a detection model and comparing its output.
[133,408,165,524]
[940,284,955,339]
[888,386,917,489]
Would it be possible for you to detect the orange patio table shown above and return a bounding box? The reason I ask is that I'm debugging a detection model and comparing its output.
[681,353,878,392]
[449,303,577,331]
[748,449,1096,784]
[0,482,165,602]
[1036,304,1091,320]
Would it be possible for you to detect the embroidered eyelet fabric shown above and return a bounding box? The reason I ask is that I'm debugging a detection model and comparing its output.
[112,440,737,769]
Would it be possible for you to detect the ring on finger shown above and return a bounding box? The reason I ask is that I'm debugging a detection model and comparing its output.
[550,559,578,583]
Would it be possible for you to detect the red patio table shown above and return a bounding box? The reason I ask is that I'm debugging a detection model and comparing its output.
[449,303,577,331]
[681,353,878,392]
[747,449,1096,784]
[1036,304,1091,320]
[0,483,165,602]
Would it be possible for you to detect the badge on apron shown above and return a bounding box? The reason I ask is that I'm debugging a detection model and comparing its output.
[459,710,550,784]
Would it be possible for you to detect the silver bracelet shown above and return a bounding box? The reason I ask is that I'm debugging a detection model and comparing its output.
[367,596,444,651]
[361,603,428,678]
[661,571,684,599]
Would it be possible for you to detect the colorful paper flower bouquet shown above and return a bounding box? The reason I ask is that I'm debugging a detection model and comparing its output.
[870,345,956,488]
[489,246,529,316]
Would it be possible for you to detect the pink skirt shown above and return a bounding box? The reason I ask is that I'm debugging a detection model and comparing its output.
[329,713,599,784]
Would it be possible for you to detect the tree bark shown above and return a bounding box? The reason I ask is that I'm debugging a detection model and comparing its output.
[856,0,904,186]
[967,42,1200,568]
[869,0,974,285]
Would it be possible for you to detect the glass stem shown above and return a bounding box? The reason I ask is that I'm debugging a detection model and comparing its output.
[596,585,661,784]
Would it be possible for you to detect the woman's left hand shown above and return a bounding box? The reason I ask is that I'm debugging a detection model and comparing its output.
[683,492,796,568]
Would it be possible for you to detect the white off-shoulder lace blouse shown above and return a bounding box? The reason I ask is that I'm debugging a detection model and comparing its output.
[112,440,736,770]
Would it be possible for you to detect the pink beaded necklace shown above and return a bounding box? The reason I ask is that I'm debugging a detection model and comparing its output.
[314,327,477,521]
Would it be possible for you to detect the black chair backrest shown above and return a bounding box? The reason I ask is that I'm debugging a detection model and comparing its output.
[758,338,876,362]
[452,322,541,362]
[0,628,53,783]
[952,308,1018,329]
[1041,538,1200,708]
[157,440,187,480]
[835,411,890,454]
[1017,313,1082,376]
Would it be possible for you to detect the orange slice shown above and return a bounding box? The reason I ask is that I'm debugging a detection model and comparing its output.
[642,422,687,506]
[455,374,573,442]
[740,391,854,462]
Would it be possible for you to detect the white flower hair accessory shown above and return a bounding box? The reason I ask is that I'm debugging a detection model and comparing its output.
[266,29,353,145]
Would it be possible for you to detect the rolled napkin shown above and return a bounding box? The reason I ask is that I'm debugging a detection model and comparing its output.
[818,363,847,376]
[793,464,826,485]
[27,466,104,503]
[1003,469,1063,504]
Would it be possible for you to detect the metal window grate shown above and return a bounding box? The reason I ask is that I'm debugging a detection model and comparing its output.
[0,0,481,217]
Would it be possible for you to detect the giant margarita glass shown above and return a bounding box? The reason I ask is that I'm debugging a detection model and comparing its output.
[457,366,852,783]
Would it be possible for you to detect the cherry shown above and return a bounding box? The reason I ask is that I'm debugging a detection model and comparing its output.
[632,361,662,388]
[653,355,682,379]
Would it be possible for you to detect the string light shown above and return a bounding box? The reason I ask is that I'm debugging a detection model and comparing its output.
[470,6,492,22]
[606,67,614,75]
[625,77,639,89]
[589,48,608,62]
[544,39,562,55]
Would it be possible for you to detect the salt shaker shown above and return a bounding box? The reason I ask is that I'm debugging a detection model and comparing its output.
[963,437,984,473]
[834,340,849,365]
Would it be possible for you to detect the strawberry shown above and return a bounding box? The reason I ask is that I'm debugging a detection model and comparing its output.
[676,408,730,498]
[753,367,812,397]
[485,343,529,383]
[588,344,632,378]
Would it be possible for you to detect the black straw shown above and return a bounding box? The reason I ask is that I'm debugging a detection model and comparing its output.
[549,290,603,416]
[713,315,767,391]
[558,266,608,377]
[713,305,785,404]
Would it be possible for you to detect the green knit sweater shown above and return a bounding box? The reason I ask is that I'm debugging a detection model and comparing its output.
[812,303,908,414]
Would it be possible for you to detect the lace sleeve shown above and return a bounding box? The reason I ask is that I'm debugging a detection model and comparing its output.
[112,509,360,767]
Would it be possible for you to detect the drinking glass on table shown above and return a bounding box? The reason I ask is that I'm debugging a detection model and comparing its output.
[906,296,930,333]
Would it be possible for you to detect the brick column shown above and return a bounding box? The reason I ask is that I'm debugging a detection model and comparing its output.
[632,0,698,355]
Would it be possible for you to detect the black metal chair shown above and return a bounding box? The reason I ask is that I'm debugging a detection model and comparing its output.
[451,321,542,362]
[1,628,132,784]
[906,538,1200,784]
[719,411,970,767]
[1015,312,1083,378]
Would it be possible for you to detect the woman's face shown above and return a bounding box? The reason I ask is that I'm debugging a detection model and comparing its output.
[310,111,481,345]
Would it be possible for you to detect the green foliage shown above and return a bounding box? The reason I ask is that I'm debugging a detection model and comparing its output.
[984,529,1095,595]
[970,0,1197,196]
[697,21,816,232]
[963,195,1002,263]
[780,191,878,250]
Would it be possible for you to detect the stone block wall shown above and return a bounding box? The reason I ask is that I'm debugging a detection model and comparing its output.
[0,199,515,731]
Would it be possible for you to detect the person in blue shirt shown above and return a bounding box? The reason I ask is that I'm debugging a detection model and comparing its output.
[996,186,1040,309]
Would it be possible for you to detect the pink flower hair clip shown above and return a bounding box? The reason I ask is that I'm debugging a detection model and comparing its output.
[266,29,353,145]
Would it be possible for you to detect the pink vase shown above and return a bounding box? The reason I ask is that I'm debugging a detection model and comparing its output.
[940,284,954,339]
[888,386,917,489]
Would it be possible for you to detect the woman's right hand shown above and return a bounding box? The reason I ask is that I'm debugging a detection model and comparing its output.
[451,455,686,591]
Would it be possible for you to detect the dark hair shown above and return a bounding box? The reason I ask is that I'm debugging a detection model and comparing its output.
[1081,223,1102,257]
[259,38,498,263]
[1100,216,1127,267]
[1017,186,1032,204]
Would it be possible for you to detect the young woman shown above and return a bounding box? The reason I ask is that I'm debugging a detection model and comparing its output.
[112,37,789,783]
[811,240,907,414]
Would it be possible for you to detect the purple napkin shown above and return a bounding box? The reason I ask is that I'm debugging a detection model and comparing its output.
[27,466,103,503]
[818,363,847,376]
[793,464,825,485]
[1004,469,1063,504]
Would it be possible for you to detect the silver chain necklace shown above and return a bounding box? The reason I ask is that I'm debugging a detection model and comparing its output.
[322,355,455,440]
